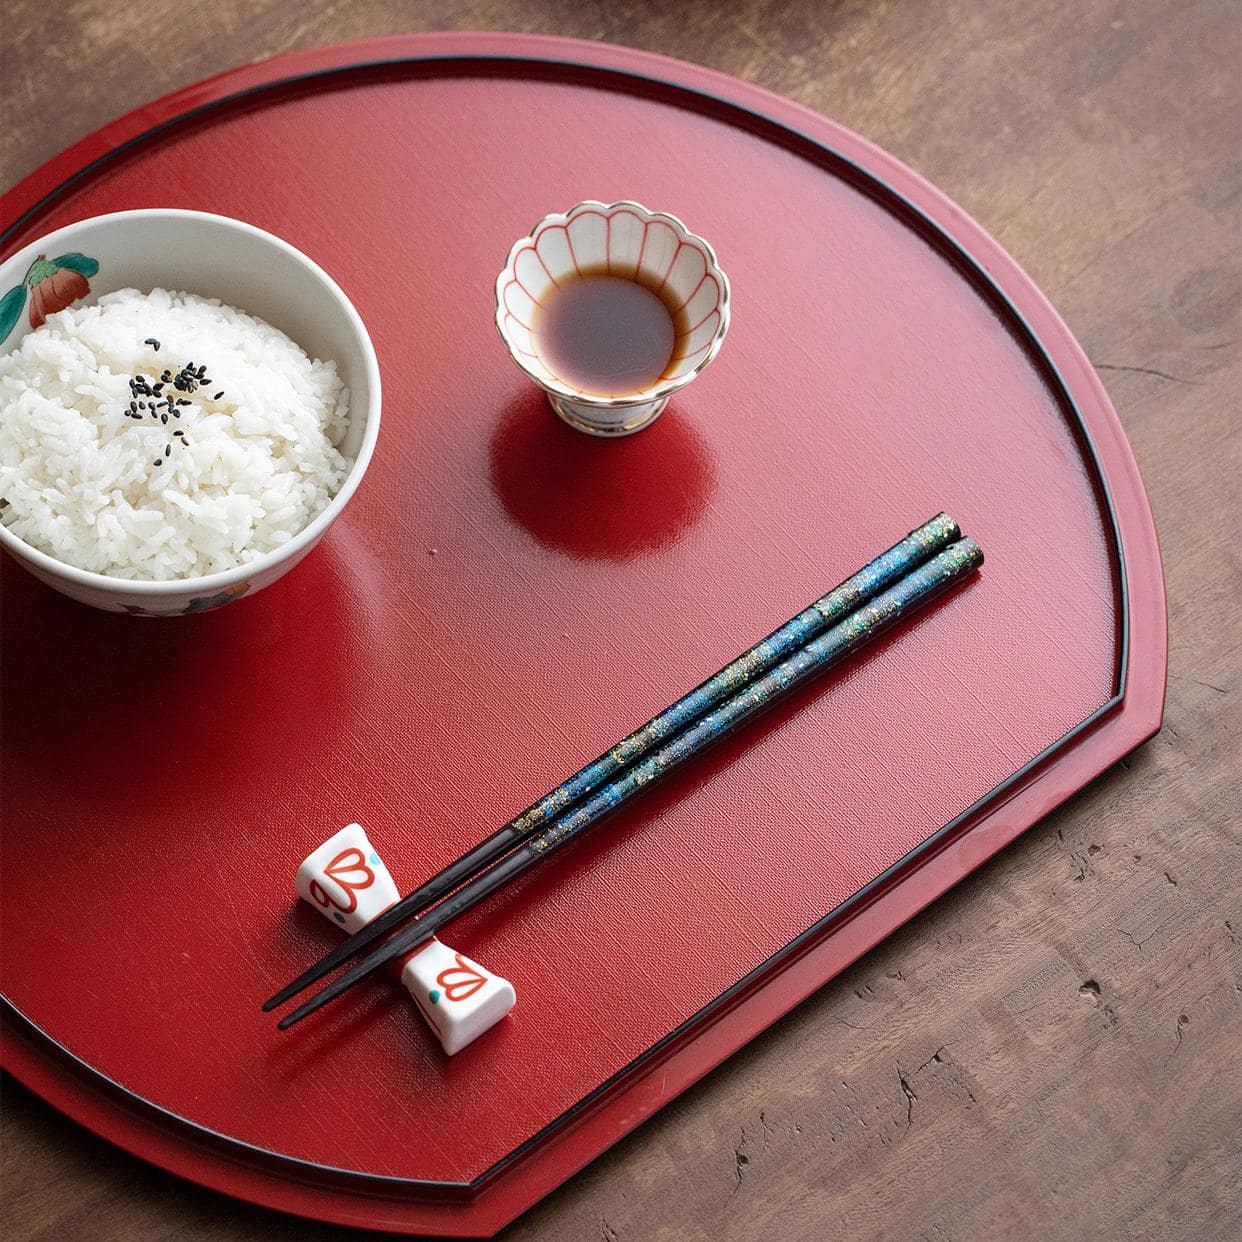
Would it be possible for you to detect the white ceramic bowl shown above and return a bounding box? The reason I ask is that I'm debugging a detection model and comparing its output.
[495,201,730,436]
[0,209,380,615]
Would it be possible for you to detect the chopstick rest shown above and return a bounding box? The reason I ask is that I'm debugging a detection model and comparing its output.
[295,824,516,1054]
[396,937,517,1056]
[296,823,403,934]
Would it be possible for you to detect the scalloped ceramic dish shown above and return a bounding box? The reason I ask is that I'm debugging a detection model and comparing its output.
[495,200,730,435]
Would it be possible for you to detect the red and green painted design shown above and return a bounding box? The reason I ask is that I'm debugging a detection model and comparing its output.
[118,583,252,617]
[0,252,100,343]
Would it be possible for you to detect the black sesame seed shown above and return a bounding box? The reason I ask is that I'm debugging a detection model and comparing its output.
[165,443,172,456]
[173,429,184,437]
[172,411,181,419]
[161,413,168,424]
[213,391,223,400]
[177,399,191,406]
[144,338,160,350]
[153,459,162,467]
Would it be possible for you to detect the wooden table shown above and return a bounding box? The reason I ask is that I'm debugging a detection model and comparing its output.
[2,2,1238,1238]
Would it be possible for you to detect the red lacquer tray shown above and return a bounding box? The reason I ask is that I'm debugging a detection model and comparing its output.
[0,32,1165,1237]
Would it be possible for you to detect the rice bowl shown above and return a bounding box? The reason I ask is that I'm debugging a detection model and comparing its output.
[0,288,353,581]
[0,209,380,614]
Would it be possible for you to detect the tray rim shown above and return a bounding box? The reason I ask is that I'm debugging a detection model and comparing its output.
[0,30,1167,1237]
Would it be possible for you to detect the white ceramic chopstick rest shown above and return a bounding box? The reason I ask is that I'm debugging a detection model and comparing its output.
[397,939,517,1056]
[296,822,401,934]
[295,823,515,1055]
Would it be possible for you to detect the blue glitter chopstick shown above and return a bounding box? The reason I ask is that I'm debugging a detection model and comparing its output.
[274,535,983,1030]
[263,513,960,1014]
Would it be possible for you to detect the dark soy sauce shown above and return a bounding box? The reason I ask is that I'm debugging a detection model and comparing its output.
[536,269,684,397]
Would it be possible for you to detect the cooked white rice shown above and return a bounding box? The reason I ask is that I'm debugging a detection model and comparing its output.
[0,287,352,580]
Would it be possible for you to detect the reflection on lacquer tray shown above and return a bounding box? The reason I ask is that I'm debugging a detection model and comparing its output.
[488,390,715,563]
[0,543,361,800]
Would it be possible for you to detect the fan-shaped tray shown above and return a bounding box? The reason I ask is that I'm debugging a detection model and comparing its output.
[0,32,1165,1237]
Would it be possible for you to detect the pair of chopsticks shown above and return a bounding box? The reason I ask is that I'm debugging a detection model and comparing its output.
[265,513,982,1029]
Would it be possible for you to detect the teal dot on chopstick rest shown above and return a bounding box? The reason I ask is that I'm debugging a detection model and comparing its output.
[429,990,441,1005]
[369,852,381,865]
[333,912,345,924]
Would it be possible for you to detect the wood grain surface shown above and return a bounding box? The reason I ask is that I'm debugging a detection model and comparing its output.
[2,2,1239,1239]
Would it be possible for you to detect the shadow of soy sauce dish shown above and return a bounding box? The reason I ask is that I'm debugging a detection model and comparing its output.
[487,389,715,563]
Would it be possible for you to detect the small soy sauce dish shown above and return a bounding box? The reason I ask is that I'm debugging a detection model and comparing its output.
[494,201,730,436]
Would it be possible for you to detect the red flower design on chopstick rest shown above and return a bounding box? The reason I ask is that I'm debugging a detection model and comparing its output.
[308,847,375,914]
[436,954,488,1003]
[399,938,517,1053]
[0,252,100,344]
[296,824,398,933]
